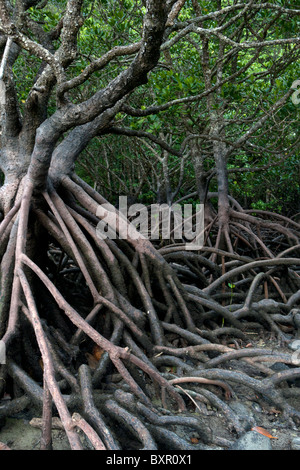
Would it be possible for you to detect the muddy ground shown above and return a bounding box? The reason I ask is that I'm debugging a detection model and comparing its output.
[0,331,300,451]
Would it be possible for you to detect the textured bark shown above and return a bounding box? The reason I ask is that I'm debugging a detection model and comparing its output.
[0,0,300,451]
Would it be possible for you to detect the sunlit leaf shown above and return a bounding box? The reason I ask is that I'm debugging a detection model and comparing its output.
[251,426,278,439]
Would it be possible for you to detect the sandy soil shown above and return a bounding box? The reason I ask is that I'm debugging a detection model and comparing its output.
[1,333,300,451]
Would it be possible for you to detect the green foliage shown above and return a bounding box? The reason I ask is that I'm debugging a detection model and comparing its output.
[81,0,299,213]
[8,0,300,214]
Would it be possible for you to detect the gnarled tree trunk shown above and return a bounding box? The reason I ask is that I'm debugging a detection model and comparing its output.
[1,0,300,451]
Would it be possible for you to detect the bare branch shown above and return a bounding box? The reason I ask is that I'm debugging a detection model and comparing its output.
[56,42,141,98]
[108,126,183,158]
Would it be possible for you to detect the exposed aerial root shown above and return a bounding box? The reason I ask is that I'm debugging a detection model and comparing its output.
[0,176,300,449]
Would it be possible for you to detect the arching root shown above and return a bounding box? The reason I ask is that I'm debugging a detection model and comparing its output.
[0,177,300,449]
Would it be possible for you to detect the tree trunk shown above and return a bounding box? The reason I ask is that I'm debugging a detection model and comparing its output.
[0,0,300,451]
